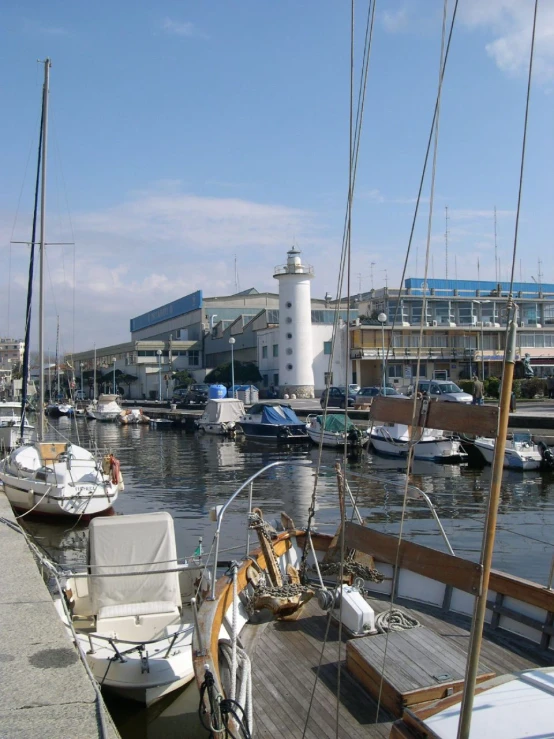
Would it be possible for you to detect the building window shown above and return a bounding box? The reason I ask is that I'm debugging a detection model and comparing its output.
[262,374,269,387]
[286,301,292,308]
[286,363,293,370]
[273,373,279,386]
[272,344,279,357]
[262,346,268,359]
[286,333,292,339]
[411,363,427,378]
[323,341,332,355]
[387,364,403,379]
[286,348,293,355]
[286,317,292,324]
[187,350,199,366]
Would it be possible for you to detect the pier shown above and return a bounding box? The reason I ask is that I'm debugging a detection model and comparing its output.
[0,493,118,738]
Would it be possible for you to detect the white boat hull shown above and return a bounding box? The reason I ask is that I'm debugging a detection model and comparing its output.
[196,421,237,435]
[306,427,369,448]
[474,438,542,470]
[0,443,121,517]
[370,429,466,462]
[0,424,34,450]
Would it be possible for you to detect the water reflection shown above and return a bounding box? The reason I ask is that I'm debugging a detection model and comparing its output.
[19,418,554,738]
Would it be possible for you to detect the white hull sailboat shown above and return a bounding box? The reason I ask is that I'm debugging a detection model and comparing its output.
[370,423,467,462]
[0,60,122,519]
[306,413,369,448]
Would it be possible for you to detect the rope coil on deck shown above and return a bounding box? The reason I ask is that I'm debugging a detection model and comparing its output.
[375,608,421,633]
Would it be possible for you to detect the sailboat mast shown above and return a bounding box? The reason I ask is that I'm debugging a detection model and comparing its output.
[38,58,51,440]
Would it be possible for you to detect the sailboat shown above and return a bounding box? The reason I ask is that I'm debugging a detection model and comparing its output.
[0,59,122,518]
[190,6,554,739]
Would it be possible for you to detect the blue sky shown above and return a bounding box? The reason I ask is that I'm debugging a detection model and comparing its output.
[1,0,553,352]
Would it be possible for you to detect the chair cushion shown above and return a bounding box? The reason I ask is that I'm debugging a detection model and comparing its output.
[97,600,178,619]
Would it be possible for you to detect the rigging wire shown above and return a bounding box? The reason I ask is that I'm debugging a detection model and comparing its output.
[384,0,460,364]
[375,0,451,722]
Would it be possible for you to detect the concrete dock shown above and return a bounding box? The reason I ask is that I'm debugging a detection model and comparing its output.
[0,494,118,738]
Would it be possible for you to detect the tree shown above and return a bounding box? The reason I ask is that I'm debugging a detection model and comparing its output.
[172,370,195,387]
[119,372,138,396]
[204,361,262,385]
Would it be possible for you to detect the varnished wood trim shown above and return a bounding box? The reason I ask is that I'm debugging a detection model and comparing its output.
[370,396,498,436]
[344,522,483,595]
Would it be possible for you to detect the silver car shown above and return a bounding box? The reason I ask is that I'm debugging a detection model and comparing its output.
[415,380,472,404]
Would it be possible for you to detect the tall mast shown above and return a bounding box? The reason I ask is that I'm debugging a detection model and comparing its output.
[445,206,448,280]
[494,206,498,283]
[38,58,51,440]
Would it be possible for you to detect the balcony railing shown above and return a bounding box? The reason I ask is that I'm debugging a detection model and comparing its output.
[273,264,314,276]
[350,347,505,360]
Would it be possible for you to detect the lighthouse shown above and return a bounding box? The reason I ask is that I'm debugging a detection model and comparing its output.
[273,247,315,399]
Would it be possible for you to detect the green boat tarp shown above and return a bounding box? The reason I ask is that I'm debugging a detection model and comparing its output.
[316,414,357,433]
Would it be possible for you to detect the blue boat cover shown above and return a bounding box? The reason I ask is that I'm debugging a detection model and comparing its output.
[261,405,303,426]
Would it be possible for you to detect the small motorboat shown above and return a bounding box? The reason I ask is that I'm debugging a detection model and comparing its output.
[370,422,467,463]
[306,413,369,449]
[119,408,150,425]
[474,432,543,470]
[196,398,245,435]
[0,414,35,451]
[55,512,208,705]
[86,394,122,422]
[46,401,74,417]
[237,401,309,443]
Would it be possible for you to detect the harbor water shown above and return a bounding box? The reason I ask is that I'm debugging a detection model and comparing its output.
[20,416,554,737]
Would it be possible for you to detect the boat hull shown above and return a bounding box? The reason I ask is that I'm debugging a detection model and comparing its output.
[370,432,466,462]
[474,439,542,470]
[237,421,309,443]
[306,428,369,448]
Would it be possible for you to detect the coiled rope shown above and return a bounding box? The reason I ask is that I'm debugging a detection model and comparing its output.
[375,608,420,633]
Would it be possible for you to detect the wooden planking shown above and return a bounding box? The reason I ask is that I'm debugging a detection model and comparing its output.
[346,628,494,717]
[369,396,498,436]
[344,522,482,595]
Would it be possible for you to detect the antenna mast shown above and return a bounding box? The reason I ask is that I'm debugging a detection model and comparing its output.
[445,206,449,280]
[494,206,498,283]
[370,262,375,290]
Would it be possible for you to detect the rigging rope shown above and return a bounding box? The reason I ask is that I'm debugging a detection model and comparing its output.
[375,0,452,724]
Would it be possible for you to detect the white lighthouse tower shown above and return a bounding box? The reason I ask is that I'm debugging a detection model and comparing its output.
[273,246,315,399]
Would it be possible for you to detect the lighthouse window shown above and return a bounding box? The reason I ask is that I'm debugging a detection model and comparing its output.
[286,348,293,355]
[286,301,292,308]
[286,333,292,339]
[286,317,292,324]
[286,363,293,370]
[272,344,279,357]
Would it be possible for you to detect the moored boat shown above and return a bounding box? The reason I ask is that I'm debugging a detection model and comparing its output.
[370,422,467,463]
[86,393,122,422]
[55,512,208,705]
[119,408,150,425]
[196,398,245,435]
[474,432,543,470]
[237,401,309,443]
[306,412,369,448]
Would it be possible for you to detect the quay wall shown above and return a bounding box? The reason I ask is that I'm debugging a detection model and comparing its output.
[0,493,119,738]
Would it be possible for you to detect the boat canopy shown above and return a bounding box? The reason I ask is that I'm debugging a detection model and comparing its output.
[97,394,119,404]
[88,512,181,614]
[315,414,357,433]
[261,405,304,426]
[202,398,245,424]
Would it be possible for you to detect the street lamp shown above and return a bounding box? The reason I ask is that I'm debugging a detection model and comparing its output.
[156,349,162,401]
[112,357,117,394]
[229,338,236,398]
[378,313,387,390]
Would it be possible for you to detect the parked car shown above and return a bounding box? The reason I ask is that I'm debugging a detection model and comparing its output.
[171,387,189,402]
[355,386,404,404]
[182,383,210,405]
[411,380,472,404]
[320,386,357,409]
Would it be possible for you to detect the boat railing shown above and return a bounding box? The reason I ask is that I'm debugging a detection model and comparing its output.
[208,460,313,600]
[346,470,455,555]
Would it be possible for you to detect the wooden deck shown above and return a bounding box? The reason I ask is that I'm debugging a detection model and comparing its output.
[244,593,551,739]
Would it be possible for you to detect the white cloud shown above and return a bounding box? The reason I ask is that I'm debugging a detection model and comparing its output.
[22,19,69,36]
[382,8,409,34]
[0,186,329,350]
[161,18,204,39]
[460,0,554,82]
